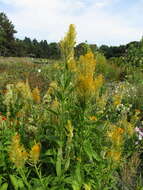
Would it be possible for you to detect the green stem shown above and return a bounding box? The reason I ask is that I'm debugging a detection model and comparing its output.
[19,168,31,190]
[34,164,46,189]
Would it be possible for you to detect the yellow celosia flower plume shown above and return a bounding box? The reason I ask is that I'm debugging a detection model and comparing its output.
[9,134,28,168]
[32,87,41,104]
[107,126,125,163]
[79,52,96,76]
[76,51,103,99]
[108,126,124,147]
[16,80,32,101]
[107,151,121,162]
[113,94,122,106]
[60,24,76,69]
[30,143,41,164]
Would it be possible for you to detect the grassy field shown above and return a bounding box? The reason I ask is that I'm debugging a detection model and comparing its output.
[0,57,58,94]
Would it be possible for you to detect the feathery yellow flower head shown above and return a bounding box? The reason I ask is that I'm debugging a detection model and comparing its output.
[113,94,122,106]
[60,24,76,60]
[60,24,76,70]
[30,143,41,164]
[79,51,96,76]
[107,151,121,162]
[76,51,103,99]
[32,87,41,104]
[9,134,28,168]
[89,116,97,121]
[108,126,124,147]
[16,80,32,100]
[77,74,95,97]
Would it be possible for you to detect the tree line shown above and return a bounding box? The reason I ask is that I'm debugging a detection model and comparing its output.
[0,12,141,59]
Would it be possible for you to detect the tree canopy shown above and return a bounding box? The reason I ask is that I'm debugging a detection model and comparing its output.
[0,12,17,56]
[0,11,142,63]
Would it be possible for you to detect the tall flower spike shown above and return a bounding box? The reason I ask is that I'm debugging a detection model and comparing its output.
[60,24,76,68]
[30,143,41,164]
[9,134,28,168]
[32,87,41,104]
[16,80,32,101]
[76,51,103,99]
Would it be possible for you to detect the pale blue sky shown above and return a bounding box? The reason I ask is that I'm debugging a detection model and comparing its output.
[0,0,142,46]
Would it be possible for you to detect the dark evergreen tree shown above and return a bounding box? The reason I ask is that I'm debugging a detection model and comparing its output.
[75,42,89,57]
[0,12,17,56]
[48,42,61,59]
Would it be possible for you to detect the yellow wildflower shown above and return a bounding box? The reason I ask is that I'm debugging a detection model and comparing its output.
[77,74,95,97]
[113,95,122,106]
[89,116,97,121]
[108,127,124,146]
[60,24,76,65]
[16,80,32,100]
[79,52,96,75]
[107,151,121,162]
[32,87,41,104]
[9,134,28,168]
[67,59,77,72]
[76,51,103,99]
[30,143,41,164]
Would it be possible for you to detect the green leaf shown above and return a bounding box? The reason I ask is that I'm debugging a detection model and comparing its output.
[83,140,94,161]
[72,180,81,190]
[45,149,53,156]
[92,152,101,162]
[9,175,19,190]
[0,183,8,190]
[56,146,62,177]
[47,108,58,116]
[71,163,83,190]
[83,140,101,162]
[35,188,43,190]
[17,179,24,188]
[0,176,3,185]
[55,90,63,101]
[64,157,70,172]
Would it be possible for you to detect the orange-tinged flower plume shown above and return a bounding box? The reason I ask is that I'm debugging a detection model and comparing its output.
[30,143,41,164]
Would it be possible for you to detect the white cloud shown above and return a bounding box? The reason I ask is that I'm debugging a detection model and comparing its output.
[1,0,142,45]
